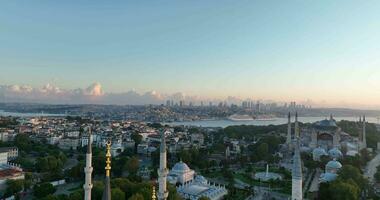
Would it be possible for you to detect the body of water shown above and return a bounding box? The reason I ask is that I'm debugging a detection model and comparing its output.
[0,110,65,117]
[168,116,380,128]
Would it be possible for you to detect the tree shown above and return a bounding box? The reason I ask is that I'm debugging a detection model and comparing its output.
[124,157,140,175]
[14,134,32,151]
[168,184,182,200]
[338,165,367,189]
[112,188,126,200]
[92,181,104,200]
[199,197,211,200]
[34,182,56,198]
[41,195,57,200]
[330,180,360,200]
[131,133,143,153]
[4,179,24,197]
[68,191,82,200]
[128,193,144,200]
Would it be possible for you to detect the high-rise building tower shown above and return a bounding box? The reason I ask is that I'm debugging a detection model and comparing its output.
[102,141,112,200]
[286,112,292,145]
[157,131,169,200]
[83,127,93,200]
[292,138,303,200]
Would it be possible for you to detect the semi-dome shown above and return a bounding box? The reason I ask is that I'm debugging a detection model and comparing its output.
[172,161,191,172]
[328,148,343,159]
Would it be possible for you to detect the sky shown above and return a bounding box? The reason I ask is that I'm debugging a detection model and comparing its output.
[1,1,380,108]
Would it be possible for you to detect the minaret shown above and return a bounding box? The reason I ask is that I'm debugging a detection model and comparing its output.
[295,112,300,138]
[157,131,169,200]
[292,138,303,200]
[152,185,157,200]
[286,112,292,145]
[362,115,367,150]
[102,141,112,200]
[83,127,93,200]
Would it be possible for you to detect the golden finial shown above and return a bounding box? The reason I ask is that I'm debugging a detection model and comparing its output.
[152,185,156,200]
[105,140,112,177]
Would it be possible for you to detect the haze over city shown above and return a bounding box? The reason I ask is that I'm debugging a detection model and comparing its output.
[1,1,380,109]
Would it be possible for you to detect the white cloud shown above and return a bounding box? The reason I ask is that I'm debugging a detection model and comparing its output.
[0,83,203,105]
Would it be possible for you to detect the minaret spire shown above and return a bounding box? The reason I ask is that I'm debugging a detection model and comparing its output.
[152,185,157,200]
[295,112,300,138]
[157,131,169,200]
[102,141,112,200]
[292,138,303,200]
[286,112,292,145]
[83,126,93,200]
[362,115,367,150]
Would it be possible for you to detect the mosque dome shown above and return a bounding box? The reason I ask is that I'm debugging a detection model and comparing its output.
[320,172,338,182]
[194,175,208,185]
[111,143,122,148]
[326,159,342,170]
[328,148,343,159]
[313,147,328,156]
[172,161,191,172]
[312,147,328,161]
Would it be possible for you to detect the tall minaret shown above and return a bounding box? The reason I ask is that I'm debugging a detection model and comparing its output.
[286,112,292,145]
[362,115,367,150]
[295,112,300,138]
[157,131,169,200]
[292,138,303,200]
[83,127,93,200]
[102,141,112,200]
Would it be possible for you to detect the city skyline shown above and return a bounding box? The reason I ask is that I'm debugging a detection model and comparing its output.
[1,1,380,108]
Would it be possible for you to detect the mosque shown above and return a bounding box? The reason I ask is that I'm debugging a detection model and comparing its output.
[159,131,227,200]
[82,127,227,200]
[285,113,368,199]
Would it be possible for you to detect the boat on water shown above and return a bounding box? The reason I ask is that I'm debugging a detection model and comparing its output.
[228,114,277,121]
[228,114,254,121]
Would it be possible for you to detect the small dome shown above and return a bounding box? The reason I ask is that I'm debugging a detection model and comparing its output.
[326,159,342,169]
[111,143,123,148]
[328,148,343,158]
[320,172,338,182]
[313,147,328,158]
[172,161,191,172]
[194,175,208,184]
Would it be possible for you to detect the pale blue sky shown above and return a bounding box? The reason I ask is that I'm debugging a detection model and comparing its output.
[1,1,380,105]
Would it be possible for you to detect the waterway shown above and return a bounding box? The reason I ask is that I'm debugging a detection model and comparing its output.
[0,110,65,117]
[168,116,380,128]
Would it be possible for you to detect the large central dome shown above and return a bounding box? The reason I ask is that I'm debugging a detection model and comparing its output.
[172,161,191,172]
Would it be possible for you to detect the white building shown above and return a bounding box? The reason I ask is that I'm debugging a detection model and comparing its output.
[167,161,195,185]
[177,175,227,200]
[168,161,227,200]
[0,147,18,161]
